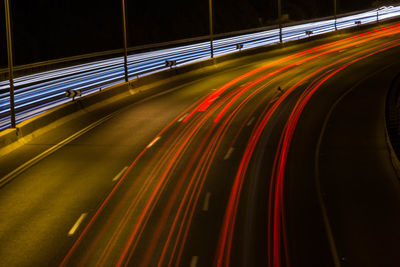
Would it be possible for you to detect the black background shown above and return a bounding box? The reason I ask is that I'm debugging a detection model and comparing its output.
[0,0,393,67]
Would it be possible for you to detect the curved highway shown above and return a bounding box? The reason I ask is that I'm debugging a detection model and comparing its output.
[1,6,400,130]
[0,23,400,267]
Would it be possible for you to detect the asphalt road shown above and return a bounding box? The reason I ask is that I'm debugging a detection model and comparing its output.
[1,23,400,267]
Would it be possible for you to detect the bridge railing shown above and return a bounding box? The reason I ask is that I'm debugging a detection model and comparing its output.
[1,5,400,130]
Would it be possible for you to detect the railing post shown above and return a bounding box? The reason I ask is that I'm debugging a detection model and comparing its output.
[4,0,16,128]
[278,0,282,43]
[209,0,214,58]
[334,0,337,30]
[121,0,129,82]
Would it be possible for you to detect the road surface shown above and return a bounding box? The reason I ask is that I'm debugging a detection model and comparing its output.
[1,23,400,267]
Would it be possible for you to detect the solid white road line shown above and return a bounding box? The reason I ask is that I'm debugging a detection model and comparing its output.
[0,113,114,188]
[147,136,161,148]
[112,166,128,182]
[68,213,87,236]
[202,192,212,211]
[224,147,234,160]
[247,117,255,126]
[190,256,199,267]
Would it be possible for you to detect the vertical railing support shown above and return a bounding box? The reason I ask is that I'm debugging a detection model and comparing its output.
[209,0,214,58]
[121,0,129,82]
[278,0,282,43]
[4,0,16,128]
[334,0,337,30]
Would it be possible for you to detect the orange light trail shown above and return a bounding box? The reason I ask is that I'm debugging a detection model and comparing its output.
[59,23,400,267]
[183,22,400,124]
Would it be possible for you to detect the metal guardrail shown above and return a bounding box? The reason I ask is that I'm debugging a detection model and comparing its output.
[1,5,400,130]
[0,7,386,76]
[0,25,280,77]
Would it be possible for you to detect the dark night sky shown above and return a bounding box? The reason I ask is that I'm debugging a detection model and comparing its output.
[0,0,395,67]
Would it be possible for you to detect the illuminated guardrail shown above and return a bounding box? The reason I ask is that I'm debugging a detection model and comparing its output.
[0,5,400,130]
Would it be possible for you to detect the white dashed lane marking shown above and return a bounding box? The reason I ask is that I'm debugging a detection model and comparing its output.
[68,213,87,236]
[202,192,212,211]
[147,136,161,148]
[112,166,128,182]
[178,113,189,122]
[224,147,234,160]
[190,256,199,267]
[247,117,255,126]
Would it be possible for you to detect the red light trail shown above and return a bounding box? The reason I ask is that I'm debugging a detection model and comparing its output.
[59,23,400,267]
